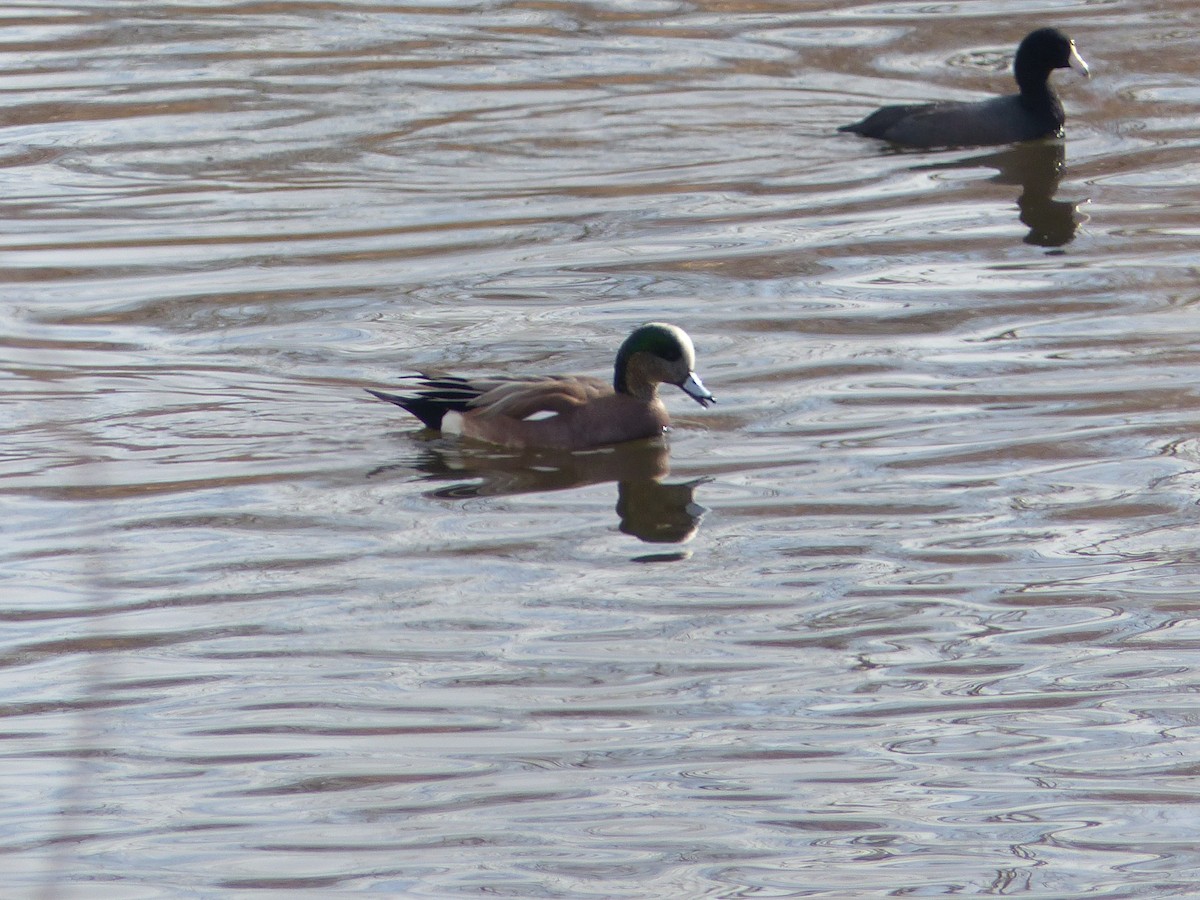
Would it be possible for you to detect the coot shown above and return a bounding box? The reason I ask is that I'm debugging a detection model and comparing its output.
[839,28,1089,148]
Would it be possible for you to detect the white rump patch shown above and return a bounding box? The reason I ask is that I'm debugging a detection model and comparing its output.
[442,411,465,434]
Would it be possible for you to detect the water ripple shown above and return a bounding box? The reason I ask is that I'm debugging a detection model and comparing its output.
[7,0,1200,897]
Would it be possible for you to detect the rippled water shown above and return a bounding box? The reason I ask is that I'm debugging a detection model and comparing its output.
[7,0,1200,896]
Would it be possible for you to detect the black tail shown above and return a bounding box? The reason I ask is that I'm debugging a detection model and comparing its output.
[365,388,450,430]
[366,377,481,431]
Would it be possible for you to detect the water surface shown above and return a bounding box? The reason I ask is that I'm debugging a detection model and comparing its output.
[6,0,1200,896]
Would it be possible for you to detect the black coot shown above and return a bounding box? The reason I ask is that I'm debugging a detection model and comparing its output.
[839,28,1089,148]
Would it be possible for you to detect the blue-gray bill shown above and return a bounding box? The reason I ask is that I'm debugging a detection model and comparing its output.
[682,372,715,407]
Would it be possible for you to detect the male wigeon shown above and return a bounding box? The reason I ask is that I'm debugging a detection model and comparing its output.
[367,322,715,450]
[839,28,1089,148]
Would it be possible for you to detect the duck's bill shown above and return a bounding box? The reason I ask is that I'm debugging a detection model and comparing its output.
[681,372,715,407]
[1068,42,1089,78]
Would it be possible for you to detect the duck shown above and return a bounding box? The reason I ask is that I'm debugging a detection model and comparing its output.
[838,28,1089,148]
[367,322,714,450]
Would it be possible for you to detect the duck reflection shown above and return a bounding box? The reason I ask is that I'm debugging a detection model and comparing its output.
[370,438,707,546]
[922,140,1082,247]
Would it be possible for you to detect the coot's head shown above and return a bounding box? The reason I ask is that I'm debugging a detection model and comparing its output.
[1014,28,1089,93]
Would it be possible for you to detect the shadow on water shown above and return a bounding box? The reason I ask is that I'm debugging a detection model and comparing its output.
[922,141,1082,247]
[369,438,708,549]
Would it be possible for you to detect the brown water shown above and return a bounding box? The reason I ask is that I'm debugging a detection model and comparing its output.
[6,1,1200,896]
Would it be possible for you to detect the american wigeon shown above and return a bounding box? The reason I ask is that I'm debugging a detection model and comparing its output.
[839,28,1089,148]
[367,322,715,450]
